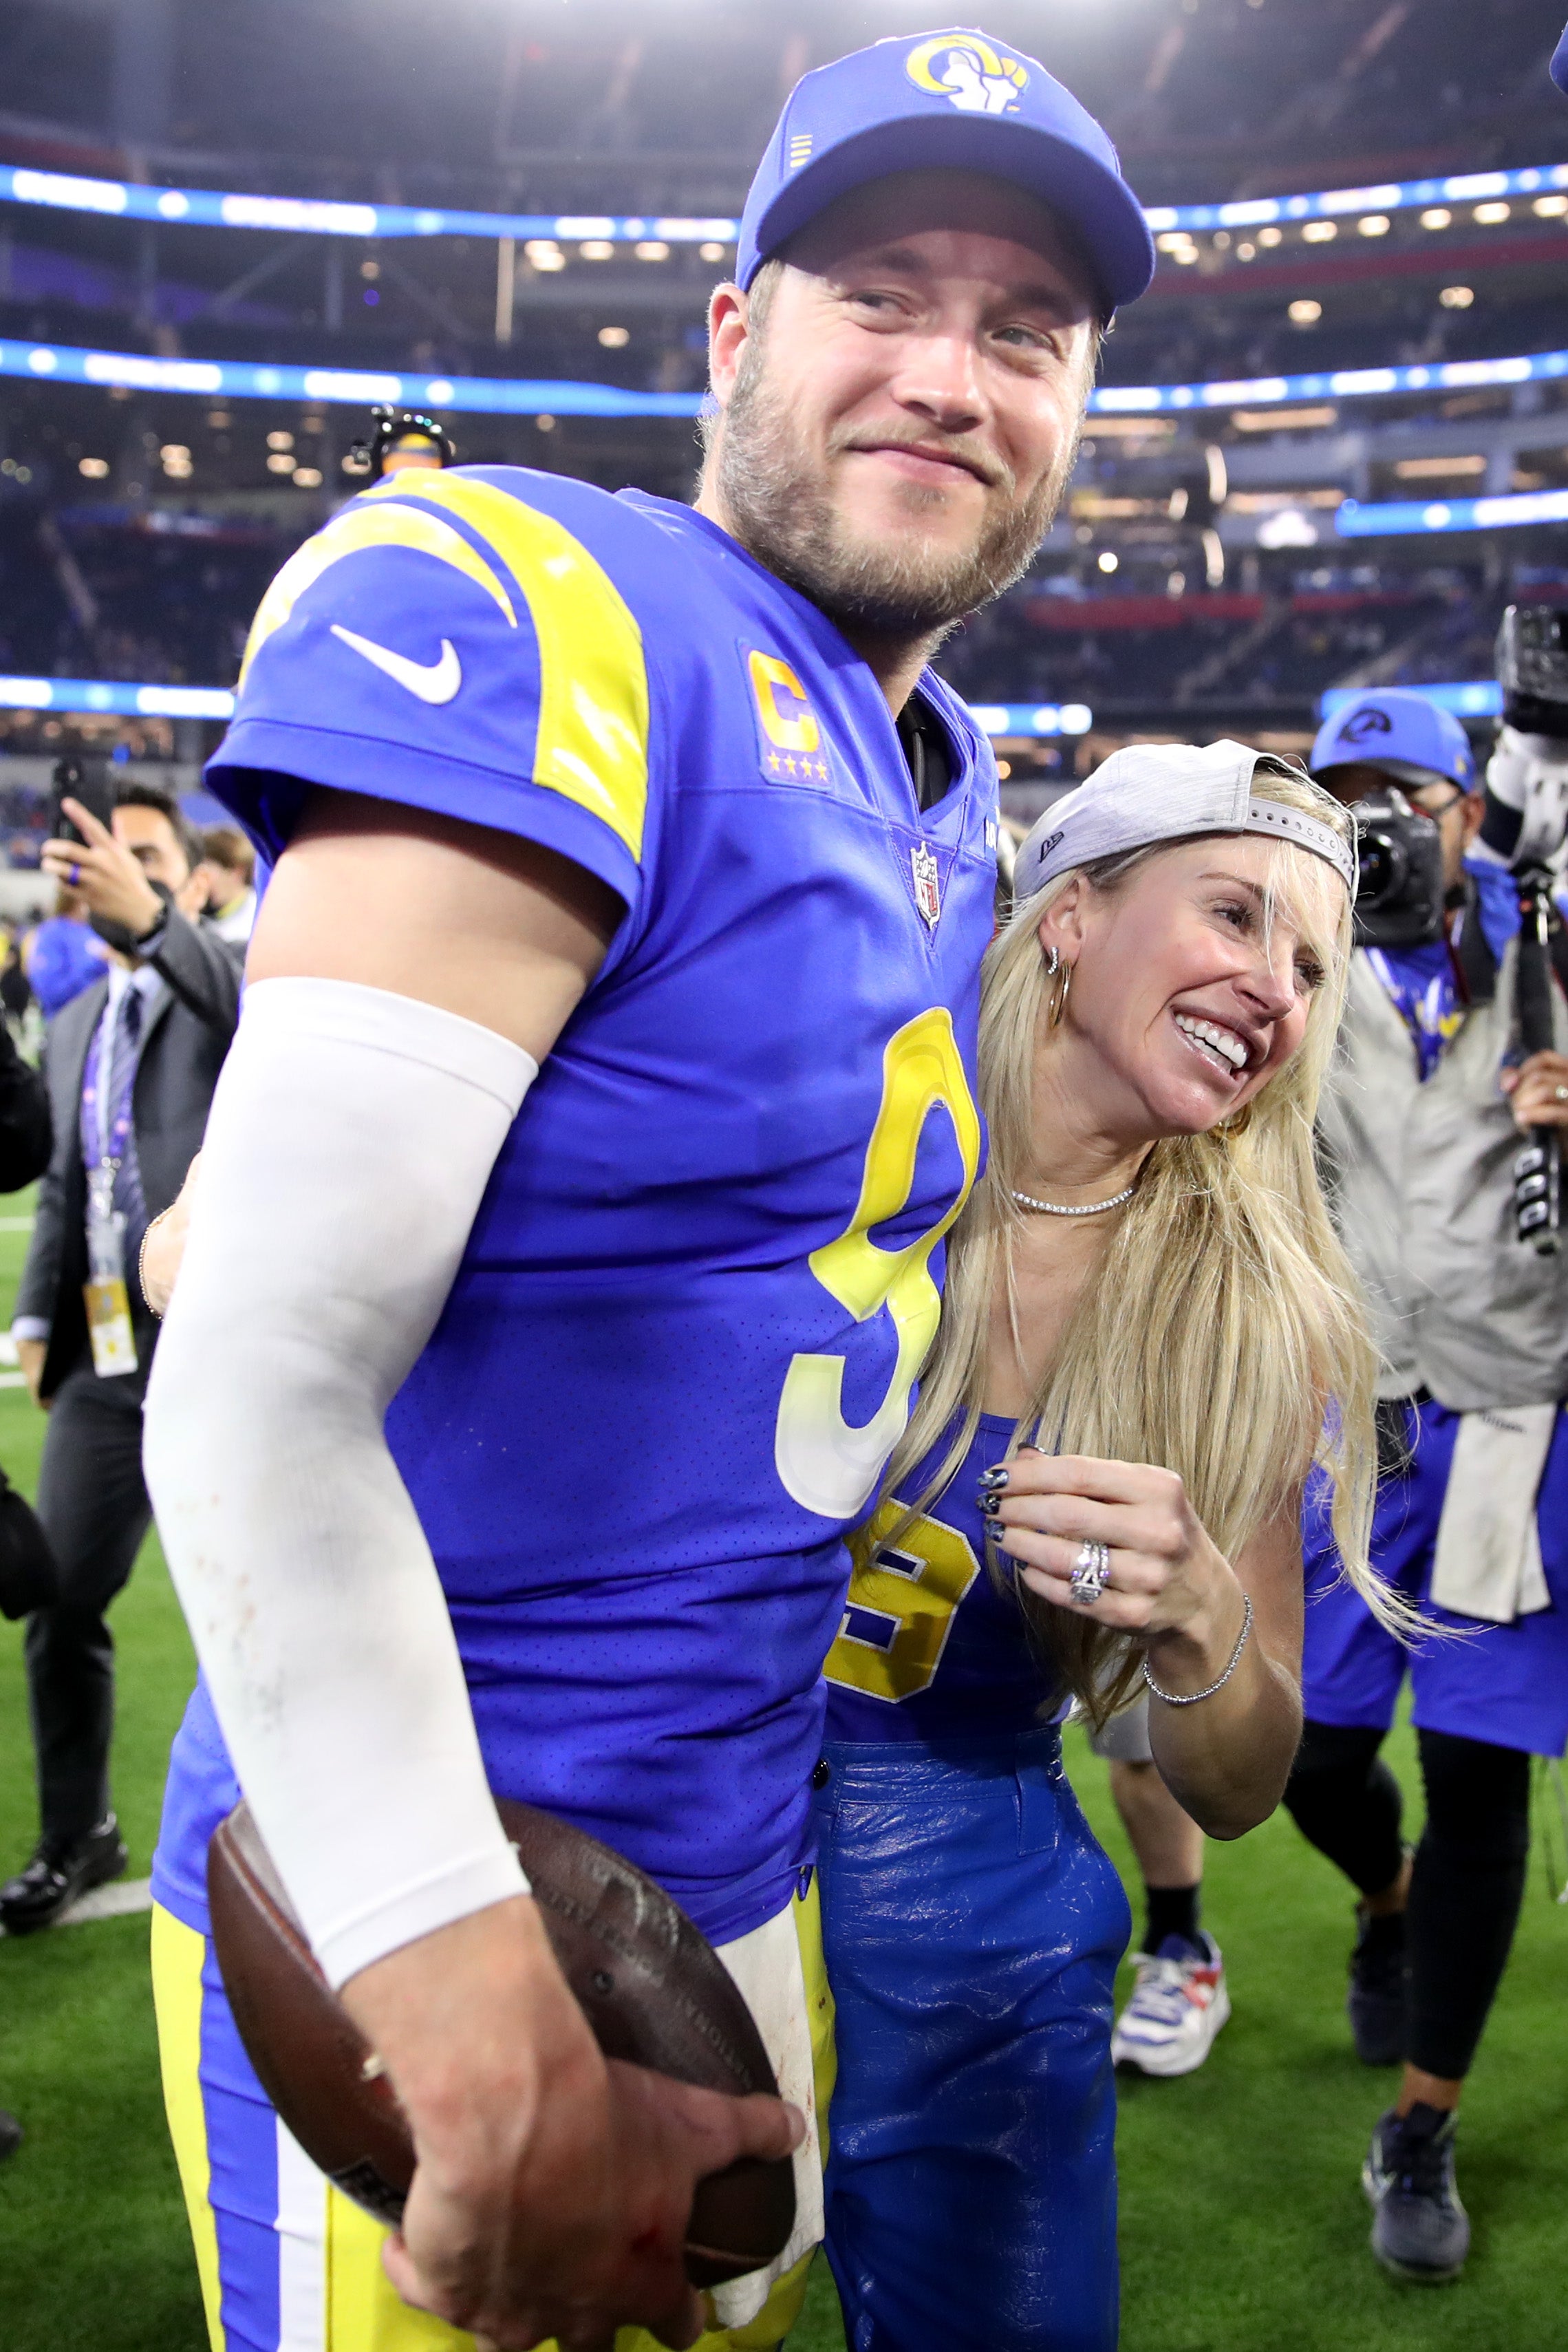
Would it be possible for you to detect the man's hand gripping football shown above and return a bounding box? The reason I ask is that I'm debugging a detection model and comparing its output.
[345,1896,804,2352]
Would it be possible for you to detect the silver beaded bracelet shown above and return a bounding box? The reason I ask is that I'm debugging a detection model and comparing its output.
[1143,1592,1254,1707]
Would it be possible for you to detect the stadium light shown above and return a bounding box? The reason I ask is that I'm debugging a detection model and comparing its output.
[0,672,1096,742]
[0,677,235,718]
[1319,681,1501,718]
[4,334,1563,426]
[3,157,1566,244]
[1336,488,1568,535]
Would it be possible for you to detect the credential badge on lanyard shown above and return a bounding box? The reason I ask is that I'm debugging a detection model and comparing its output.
[83,1004,138,1379]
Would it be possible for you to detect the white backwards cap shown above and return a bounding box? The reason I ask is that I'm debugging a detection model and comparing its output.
[1011,739,1356,906]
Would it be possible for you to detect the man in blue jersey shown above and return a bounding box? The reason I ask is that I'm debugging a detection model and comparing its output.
[142,30,1152,2352]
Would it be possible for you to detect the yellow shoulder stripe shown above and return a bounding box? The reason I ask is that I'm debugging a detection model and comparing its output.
[237,473,651,863]
[363,471,650,861]
[239,503,515,686]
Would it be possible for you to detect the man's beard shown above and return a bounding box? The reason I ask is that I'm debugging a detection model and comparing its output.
[712,348,1077,641]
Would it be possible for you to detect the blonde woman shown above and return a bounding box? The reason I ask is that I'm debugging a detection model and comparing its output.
[813,741,1387,2352]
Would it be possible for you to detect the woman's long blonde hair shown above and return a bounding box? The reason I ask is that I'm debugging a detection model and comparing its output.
[881,759,1392,1729]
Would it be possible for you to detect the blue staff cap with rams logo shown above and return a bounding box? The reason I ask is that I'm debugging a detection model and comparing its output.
[1311,687,1477,794]
[736,28,1154,314]
[1553,20,1568,93]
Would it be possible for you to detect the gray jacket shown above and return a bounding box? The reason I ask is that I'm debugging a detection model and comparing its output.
[1318,929,1568,1411]
[16,908,242,1398]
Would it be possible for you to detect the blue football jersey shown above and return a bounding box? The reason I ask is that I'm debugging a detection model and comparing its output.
[823,1413,1062,1744]
[155,464,997,1947]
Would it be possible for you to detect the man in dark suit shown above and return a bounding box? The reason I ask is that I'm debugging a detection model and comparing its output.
[0,780,242,1932]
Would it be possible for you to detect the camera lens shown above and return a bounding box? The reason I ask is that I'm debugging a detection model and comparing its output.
[1355,826,1406,910]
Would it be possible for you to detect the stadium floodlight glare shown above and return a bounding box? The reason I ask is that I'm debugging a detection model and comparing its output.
[1336,488,1568,536]
[0,668,1097,743]
[1319,681,1501,719]
[1393,454,1486,479]
[4,156,1567,244]
[0,676,236,718]
[8,334,1567,425]
[1232,403,1338,430]
[966,704,1093,739]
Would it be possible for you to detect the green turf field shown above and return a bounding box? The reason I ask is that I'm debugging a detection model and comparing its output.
[1,1189,1565,2351]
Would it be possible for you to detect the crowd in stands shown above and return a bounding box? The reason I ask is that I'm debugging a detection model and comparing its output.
[0,506,302,690]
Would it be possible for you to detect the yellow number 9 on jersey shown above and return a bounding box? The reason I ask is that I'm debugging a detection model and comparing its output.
[774,1007,980,1521]
[826,1498,982,1703]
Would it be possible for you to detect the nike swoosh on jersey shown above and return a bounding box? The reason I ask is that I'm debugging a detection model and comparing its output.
[330,623,462,705]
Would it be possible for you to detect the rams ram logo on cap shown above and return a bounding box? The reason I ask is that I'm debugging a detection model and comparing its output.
[1336,704,1395,745]
[905,34,1029,116]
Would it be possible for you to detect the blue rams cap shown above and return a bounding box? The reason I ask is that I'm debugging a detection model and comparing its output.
[1553,21,1568,94]
[736,29,1154,314]
[1311,688,1477,793]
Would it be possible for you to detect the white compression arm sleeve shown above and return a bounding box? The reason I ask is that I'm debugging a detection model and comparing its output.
[143,976,537,1989]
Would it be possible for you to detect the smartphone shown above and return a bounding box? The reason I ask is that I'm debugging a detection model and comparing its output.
[47,754,118,847]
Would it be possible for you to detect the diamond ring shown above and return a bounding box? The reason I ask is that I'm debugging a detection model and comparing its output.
[1069,1540,1110,1605]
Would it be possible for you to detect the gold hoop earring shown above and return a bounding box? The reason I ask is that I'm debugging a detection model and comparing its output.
[1051,957,1073,1029]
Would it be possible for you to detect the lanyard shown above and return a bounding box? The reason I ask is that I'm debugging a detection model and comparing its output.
[1364,945,1461,1083]
[80,984,138,1174]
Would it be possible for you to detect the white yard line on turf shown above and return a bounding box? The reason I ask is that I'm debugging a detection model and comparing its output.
[0,1878,155,1937]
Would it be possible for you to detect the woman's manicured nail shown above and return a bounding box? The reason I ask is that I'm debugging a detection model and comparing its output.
[977,1466,1009,1491]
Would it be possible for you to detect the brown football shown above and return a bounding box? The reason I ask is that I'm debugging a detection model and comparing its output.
[207,1798,797,2289]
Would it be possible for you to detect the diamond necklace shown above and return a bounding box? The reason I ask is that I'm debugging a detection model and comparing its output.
[1011,1182,1138,1218]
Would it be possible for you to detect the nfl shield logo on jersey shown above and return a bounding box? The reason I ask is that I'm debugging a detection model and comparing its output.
[910,843,941,928]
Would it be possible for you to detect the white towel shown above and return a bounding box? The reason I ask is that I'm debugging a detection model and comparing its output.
[1429,1404,1556,1624]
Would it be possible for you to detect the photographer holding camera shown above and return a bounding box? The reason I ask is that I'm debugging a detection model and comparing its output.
[1283,666,1568,2285]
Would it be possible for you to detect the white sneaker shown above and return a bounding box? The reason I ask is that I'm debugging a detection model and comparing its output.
[1110,1932,1231,2077]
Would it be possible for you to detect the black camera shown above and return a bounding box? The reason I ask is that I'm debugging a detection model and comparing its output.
[1350,787,1447,949]
[1497,604,1568,739]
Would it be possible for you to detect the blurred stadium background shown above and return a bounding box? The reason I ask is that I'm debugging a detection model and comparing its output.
[1,5,1567,2346]
[0,0,1564,853]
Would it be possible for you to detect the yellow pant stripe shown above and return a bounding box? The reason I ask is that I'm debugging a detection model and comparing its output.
[155,1882,835,2352]
[151,1904,228,2352]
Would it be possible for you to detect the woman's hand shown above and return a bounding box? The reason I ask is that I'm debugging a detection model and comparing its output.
[985,1452,1304,1838]
[982,1450,1241,1653]
[140,1153,201,1317]
[1500,1050,1568,1135]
